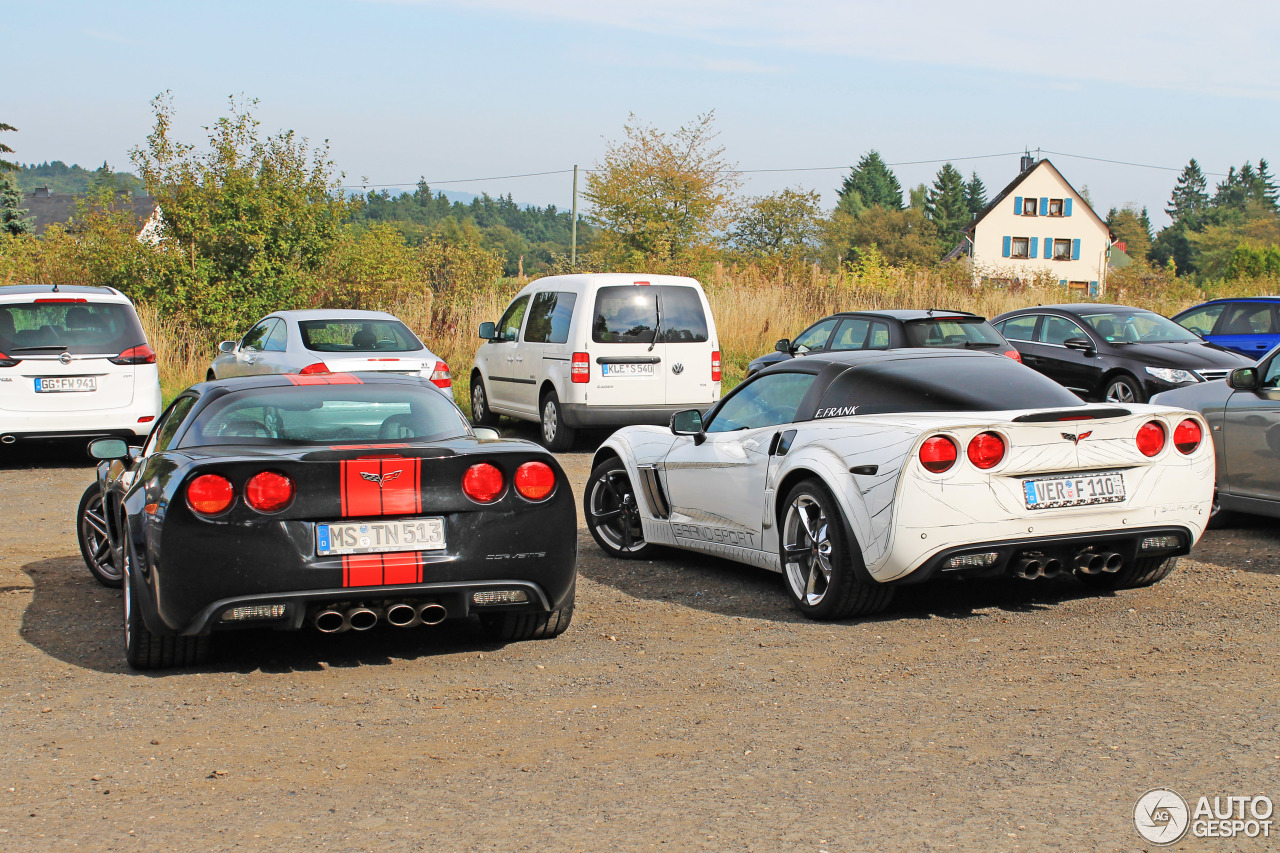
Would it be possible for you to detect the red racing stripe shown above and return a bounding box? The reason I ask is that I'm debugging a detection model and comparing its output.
[341,551,424,587]
[343,553,384,587]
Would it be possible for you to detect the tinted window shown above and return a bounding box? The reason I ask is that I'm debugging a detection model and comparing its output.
[241,320,274,351]
[829,318,870,351]
[184,384,469,447]
[143,396,197,455]
[1039,315,1089,346]
[1218,303,1275,335]
[497,296,530,343]
[524,291,578,344]
[658,286,709,343]
[1080,310,1199,343]
[905,318,1004,348]
[868,322,890,349]
[0,301,147,356]
[815,356,1082,416]
[592,287,657,344]
[999,315,1038,341]
[297,319,424,353]
[1175,304,1227,336]
[792,318,838,352]
[1264,356,1280,388]
[707,373,815,433]
[263,320,288,352]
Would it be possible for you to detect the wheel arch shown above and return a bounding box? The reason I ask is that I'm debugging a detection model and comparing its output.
[774,449,880,585]
[1097,368,1143,402]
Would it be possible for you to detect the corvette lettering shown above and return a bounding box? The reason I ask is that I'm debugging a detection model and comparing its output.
[671,523,756,548]
[815,406,858,418]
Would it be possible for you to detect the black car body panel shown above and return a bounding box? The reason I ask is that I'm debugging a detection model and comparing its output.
[97,374,577,637]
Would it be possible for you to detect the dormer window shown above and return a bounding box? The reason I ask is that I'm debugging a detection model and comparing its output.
[1048,198,1064,216]
[1021,198,1037,216]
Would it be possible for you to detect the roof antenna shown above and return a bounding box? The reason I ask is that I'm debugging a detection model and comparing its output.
[52,283,59,293]
[1020,148,1036,173]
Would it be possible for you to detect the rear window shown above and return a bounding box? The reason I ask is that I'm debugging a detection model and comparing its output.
[815,355,1082,416]
[0,300,146,356]
[904,318,1005,349]
[183,383,469,447]
[298,319,424,353]
[592,286,708,344]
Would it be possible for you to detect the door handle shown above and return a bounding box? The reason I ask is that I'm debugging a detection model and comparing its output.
[516,356,524,363]
[506,355,514,362]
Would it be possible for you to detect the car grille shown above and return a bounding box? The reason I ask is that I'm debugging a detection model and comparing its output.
[1196,369,1231,382]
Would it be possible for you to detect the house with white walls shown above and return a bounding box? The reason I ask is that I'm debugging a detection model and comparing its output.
[954,157,1114,296]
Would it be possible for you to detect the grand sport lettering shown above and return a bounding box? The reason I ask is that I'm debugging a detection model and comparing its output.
[671,523,756,548]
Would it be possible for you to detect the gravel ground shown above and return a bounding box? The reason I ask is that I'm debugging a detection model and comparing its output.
[0,437,1278,852]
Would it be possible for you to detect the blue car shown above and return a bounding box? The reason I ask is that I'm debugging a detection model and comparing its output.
[1172,297,1280,358]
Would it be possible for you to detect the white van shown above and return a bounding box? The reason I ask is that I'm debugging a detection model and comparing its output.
[470,273,721,450]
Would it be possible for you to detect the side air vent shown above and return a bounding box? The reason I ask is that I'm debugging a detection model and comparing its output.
[636,464,671,519]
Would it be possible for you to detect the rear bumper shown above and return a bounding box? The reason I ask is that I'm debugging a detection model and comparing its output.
[562,403,710,429]
[891,525,1193,585]
[0,401,161,442]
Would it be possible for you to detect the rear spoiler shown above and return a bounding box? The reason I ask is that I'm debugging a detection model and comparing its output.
[1012,407,1132,423]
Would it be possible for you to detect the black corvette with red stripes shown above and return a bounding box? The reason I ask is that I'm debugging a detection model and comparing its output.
[80,372,576,669]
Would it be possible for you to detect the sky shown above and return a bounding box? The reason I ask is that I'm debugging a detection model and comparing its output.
[5,0,1278,228]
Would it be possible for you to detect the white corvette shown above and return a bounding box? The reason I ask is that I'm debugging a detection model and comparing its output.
[585,349,1214,620]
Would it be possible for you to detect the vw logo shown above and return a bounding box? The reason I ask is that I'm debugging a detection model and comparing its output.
[671,363,684,375]
[59,352,72,365]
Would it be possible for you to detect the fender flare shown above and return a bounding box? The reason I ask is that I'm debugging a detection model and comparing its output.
[774,444,879,585]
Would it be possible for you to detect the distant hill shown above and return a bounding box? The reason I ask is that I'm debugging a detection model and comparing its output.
[15,161,143,194]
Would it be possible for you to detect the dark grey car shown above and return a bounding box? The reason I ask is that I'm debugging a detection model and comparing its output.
[1153,345,1280,526]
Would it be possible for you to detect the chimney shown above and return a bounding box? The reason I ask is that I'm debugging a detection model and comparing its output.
[1020,150,1036,173]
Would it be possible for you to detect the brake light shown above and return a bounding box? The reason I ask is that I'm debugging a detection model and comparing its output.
[245,471,295,513]
[299,362,330,375]
[108,344,156,365]
[462,463,504,503]
[514,461,556,501]
[1003,349,1022,363]
[919,436,958,473]
[966,431,1006,469]
[186,474,235,515]
[1136,421,1166,457]
[429,360,452,389]
[1173,418,1202,454]
[711,350,722,382]
[34,297,87,303]
[571,352,589,384]
[0,352,19,368]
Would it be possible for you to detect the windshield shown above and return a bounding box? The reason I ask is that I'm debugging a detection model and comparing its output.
[183,384,469,447]
[298,319,424,353]
[1079,311,1200,343]
[0,300,146,355]
[904,317,1004,348]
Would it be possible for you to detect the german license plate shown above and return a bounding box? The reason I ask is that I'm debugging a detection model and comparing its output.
[1024,472,1125,510]
[34,376,97,393]
[601,362,654,377]
[316,517,445,556]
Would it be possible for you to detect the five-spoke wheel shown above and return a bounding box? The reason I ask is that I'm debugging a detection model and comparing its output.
[585,459,652,559]
[77,483,122,588]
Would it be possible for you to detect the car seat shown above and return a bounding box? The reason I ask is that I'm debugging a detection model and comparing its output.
[378,413,418,439]
[0,311,14,339]
[1094,319,1116,340]
[64,306,94,330]
[351,329,377,349]
[1220,312,1260,335]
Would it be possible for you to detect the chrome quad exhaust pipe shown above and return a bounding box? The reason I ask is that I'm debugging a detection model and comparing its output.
[384,602,420,628]
[0,434,15,445]
[345,606,380,631]
[1075,550,1124,575]
[416,602,447,626]
[313,607,348,634]
[1011,555,1063,580]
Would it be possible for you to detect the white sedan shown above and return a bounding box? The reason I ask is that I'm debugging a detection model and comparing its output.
[584,349,1214,620]
[208,310,452,395]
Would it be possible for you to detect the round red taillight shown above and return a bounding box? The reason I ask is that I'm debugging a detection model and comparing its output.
[1137,421,1167,457]
[187,474,234,515]
[967,431,1007,470]
[919,436,958,473]
[1174,418,1202,454]
[462,463,504,503]
[245,471,295,513]
[514,461,556,501]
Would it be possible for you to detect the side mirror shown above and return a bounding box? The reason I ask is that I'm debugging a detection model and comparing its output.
[1228,367,1260,391]
[478,322,496,340]
[670,409,706,445]
[472,427,501,440]
[88,437,130,460]
[1063,337,1095,354]
[218,340,237,354]
[774,338,793,354]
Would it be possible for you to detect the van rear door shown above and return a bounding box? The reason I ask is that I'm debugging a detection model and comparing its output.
[657,285,717,406]
[587,284,667,408]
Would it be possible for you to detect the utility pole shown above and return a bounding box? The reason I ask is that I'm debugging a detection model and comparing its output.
[571,164,578,269]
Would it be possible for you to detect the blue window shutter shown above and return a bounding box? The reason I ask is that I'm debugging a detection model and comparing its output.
[1040,197,1049,215]
[1059,279,1067,286]
[1029,237,1038,259]
[1089,280,1099,296]
[1064,198,1073,217]
[1013,196,1022,214]
[1072,238,1081,260]
[1002,235,1012,258]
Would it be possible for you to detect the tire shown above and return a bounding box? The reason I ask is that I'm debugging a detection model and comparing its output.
[1077,556,1179,591]
[1101,373,1146,404]
[479,598,574,641]
[779,478,893,620]
[470,374,500,428]
[539,390,577,452]
[584,459,654,559]
[77,482,122,588]
[121,516,210,670]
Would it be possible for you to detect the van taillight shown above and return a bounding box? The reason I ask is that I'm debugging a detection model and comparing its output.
[571,352,589,383]
[109,344,156,365]
[711,350,721,382]
[429,360,452,389]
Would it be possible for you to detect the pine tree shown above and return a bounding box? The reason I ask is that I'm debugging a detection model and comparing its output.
[1212,166,1246,211]
[1165,159,1209,224]
[924,163,970,247]
[0,174,32,236]
[836,150,903,215]
[0,120,18,173]
[1256,159,1279,212]
[964,172,988,216]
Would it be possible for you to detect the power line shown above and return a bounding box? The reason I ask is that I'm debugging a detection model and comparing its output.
[1040,149,1229,178]
[344,168,574,189]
